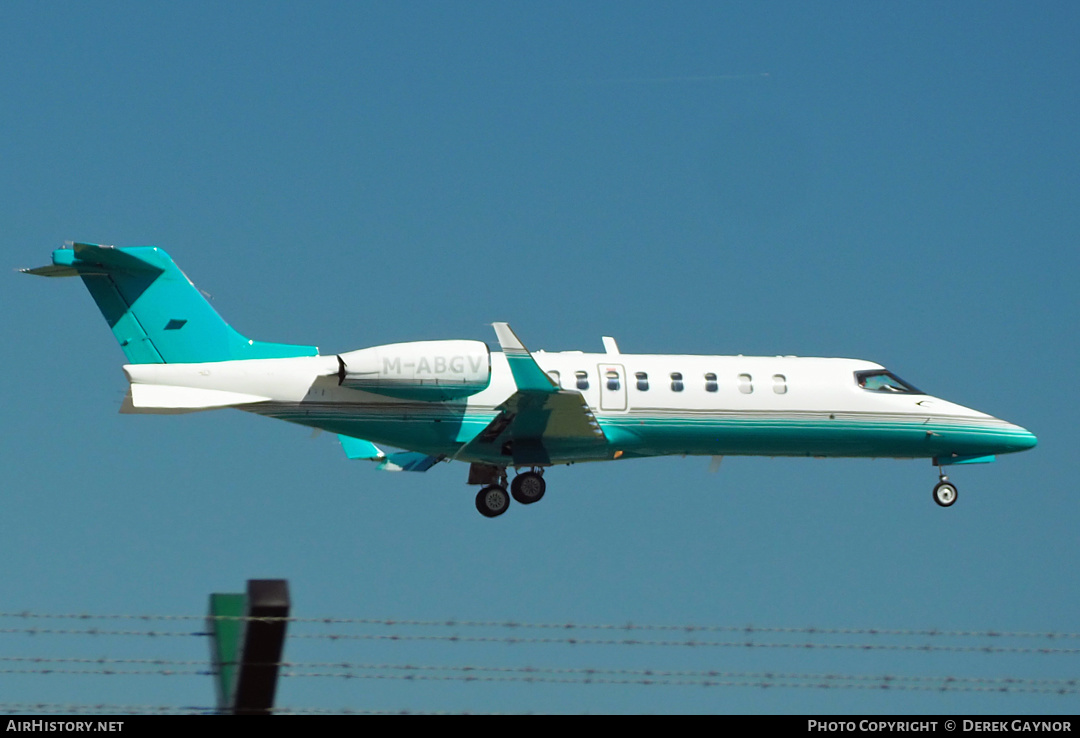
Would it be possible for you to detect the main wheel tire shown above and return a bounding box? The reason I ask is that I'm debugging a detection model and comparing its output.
[933,481,958,507]
[511,472,546,505]
[476,485,511,518]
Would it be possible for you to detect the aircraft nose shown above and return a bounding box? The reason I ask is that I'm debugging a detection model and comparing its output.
[1013,426,1038,451]
[1000,423,1038,453]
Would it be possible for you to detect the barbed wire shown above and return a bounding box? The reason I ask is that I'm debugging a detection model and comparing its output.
[279,671,1080,695]
[282,661,1080,690]
[5,624,1079,655]
[0,657,212,667]
[3,653,1076,698]
[0,704,459,716]
[0,627,209,639]
[2,664,1077,697]
[286,631,1080,655]
[0,703,215,715]
[3,618,1079,655]
[3,611,1077,713]
[5,656,1074,689]
[279,663,1080,695]
[0,667,210,677]
[2,612,1077,641]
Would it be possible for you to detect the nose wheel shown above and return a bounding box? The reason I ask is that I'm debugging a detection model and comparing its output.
[933,480,958,507]
[932,464,958,507]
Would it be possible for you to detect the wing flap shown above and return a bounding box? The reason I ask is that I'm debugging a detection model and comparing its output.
[461,389,607,465]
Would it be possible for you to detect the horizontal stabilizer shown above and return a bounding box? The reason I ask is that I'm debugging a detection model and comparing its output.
[338,435,440,472]
[122,384,271,414]
[936,454,996,466]
[338,435,385,460]
[20,264,80,277]
[378,452,441,472]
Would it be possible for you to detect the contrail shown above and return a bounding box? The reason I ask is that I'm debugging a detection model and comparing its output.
[564,72,770,85]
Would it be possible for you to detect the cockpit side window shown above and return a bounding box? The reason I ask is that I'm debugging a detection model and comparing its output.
[855,370,923,395]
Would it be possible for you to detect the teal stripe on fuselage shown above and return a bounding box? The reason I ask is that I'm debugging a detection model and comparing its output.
[603,415,1033,459]
[242,400,1034,465]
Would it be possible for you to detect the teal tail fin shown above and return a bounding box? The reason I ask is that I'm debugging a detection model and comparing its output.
[23,242,318,364]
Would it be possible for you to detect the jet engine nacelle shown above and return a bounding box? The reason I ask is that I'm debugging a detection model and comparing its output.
[336,340,491,401]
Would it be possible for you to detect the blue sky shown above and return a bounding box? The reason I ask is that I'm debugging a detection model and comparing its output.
[2,1,1078,714]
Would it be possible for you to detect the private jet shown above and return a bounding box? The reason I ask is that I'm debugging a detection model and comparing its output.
[24,243,1037,517]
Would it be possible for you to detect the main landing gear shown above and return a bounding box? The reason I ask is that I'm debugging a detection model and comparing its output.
[932,463,958,508]
[473,468,547,518]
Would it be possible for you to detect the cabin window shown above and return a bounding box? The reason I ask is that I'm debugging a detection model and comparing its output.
[635,372,649,391]
[575,371,590,390]
[547,370,561,387]
[738,373,753,394]
[670,372,684,392]
[855,370,922,394]
[606,371,621,391]
[704,373,718,392]
[772,374,788,394]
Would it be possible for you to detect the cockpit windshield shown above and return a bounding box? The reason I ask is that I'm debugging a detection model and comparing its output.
[855,370,923,395]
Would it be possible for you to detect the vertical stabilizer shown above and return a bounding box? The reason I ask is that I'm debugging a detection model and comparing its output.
[23,243,318,364]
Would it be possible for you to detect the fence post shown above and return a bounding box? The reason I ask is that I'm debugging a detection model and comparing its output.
[208,579,290,715]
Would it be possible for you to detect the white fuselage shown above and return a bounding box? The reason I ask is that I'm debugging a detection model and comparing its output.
[122,347,1036,466]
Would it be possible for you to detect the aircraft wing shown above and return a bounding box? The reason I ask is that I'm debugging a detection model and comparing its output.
[457,323,607,466]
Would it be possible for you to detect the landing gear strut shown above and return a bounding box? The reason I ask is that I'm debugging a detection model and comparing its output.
[932,464,958,507]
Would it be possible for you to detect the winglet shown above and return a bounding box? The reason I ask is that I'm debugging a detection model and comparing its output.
[492,322,558,392]
[492,322,527,353]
